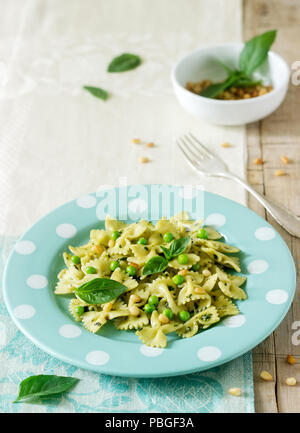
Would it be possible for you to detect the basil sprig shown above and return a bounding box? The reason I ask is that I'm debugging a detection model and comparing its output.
[107,53,141,73]
[200,29,277,99]
[13,375,79,403]
[83,85,109,100]
[142,236,190,276]
[75,278,127,304]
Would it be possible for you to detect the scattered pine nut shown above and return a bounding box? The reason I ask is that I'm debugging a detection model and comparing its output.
[260,370,273,381]
[129,262,139,270]
[146,142,155,148]
[130,294,142,303]
[243,93,251,99]
[93,245,104,255]
[221,142,231,148]
[202,269,211,277]
[253,157,263,165]
[287,354,296,365]
[178,269,189,276]
[129,305,140,316]
[108,240,115,248]
[228,387,242,396]
[158,313,169,324]
[194,287,206,295]
[285,377,297,386]
[132,138,141,144]
[281,155,289,164]
[103,302,113,312]
[140,156,149,164]
[275,169,285,176]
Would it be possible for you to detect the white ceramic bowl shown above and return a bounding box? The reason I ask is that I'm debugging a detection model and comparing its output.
[171,43,290,126]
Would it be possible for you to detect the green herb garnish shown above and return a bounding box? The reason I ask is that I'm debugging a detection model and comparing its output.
[75,278,127,304]
[107,53,141,73]
[13,375,79,403]
[200,30,277,99]
[83,86,109,100]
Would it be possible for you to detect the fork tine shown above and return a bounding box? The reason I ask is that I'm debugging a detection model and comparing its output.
[179,135,205,161]
[177,139,200,172]
[186,132,214,159]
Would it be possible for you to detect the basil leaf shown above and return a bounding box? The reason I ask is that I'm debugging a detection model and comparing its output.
[13,375,79,403]
[142,256,169,276]
[161,246,172,261]
[239,30,277,75]
[107,53,141,73]
[83,86,109,100]
[234,78,262,88]
[75,278,127,304]
[168,236,190,258]
[200,74,239,98]
[216,59,235,75]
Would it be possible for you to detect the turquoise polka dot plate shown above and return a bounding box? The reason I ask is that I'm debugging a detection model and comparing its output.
[3,185,296,377]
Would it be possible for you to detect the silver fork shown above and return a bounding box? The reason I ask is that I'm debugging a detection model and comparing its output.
[177,132,300,238]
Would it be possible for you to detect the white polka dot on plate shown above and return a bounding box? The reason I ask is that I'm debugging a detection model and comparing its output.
[197,346,222,362]
[223,314,246,328]
[59,324,81,338]
[14,240,36,255]
[266,290,288,305]
[140,345,164,357]
[76,195,97,209]
[56,223,77,239]
[128,198,148,214]
[26,274,48,289]
[205,213,226,228]
[178,185,200,200]
[247,259,269,274]
[255,227,276,241]
[86,350,110,366]
[13,305,35,319]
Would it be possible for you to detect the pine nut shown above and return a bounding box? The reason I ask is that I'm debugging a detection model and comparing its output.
[275,169,285,176]
[228,387,242,396]
[146,142,155,148]
[129,262,139,270]
[129,306,140,316]
[253,157,263,165]
[158,313,169,324]
[130,294,142,303]
[281,155,289,164]
[194,287,206,295]
[202,269,211,277]
[103,302,112,312]
[132,138,141,144]
[178,269,189,276]
[287,354,296,365]
[108,240,115,248]
[260,370,273,381]
[285,377,297,386]
[221,142,231,148]
[93,245,104,255]
[140,156,149,164]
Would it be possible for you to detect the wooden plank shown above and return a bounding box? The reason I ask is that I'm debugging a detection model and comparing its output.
[244,0,300,413]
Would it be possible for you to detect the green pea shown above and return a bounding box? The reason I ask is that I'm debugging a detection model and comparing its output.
[197,228,208,239]
[137,237,147,245]
[148,295,159,306]
[75,306,85,316]
[163,232,174,243]
[191,263,200,272]
[144,303,155,314]
[110,261,119,271]
[86,266,96,274]
[178,253,189,265]
[163,308,173,320]
[71,255,81,265]
[179,310,190,322]
[111,230,121,240]
[172,274,185,285]
[126,265,137,276]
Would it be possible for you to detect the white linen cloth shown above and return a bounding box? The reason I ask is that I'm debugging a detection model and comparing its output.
[0,0,246,237]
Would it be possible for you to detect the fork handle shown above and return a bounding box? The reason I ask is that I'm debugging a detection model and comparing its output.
[225,173,300,238]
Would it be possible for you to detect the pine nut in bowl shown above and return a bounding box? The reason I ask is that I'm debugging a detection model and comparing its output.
[171,38,290,125]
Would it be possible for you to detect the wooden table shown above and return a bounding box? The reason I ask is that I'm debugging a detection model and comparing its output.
[244,0,300,413]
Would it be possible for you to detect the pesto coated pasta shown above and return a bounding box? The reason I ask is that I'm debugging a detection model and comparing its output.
[55,212,247,348]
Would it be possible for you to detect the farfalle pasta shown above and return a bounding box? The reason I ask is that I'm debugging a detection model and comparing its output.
[55,212,247,348]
